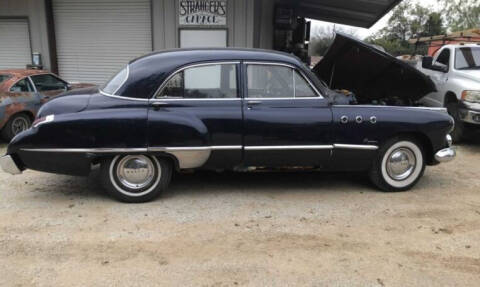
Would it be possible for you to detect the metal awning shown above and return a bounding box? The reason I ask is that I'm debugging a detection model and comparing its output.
[295,0,402,28]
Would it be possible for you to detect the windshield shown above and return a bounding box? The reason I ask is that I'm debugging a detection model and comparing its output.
[101,65,128,95]
[455,47,480,70]
[0,74,11,84]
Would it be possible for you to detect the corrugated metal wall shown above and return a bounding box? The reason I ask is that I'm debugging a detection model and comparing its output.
[0,19,32,69]
[52,0,152,84]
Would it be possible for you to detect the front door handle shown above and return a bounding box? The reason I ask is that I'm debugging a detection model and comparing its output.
[247,100,262,105]
[150,101,169,108]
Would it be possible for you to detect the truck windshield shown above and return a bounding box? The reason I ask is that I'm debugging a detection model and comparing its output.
[455,47,480,70]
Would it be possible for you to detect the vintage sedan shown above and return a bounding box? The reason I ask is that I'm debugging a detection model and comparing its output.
[0,48,456,202]
[0,69,95,141]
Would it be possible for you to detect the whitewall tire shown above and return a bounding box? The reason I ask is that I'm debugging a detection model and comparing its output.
[370,138,425,192]
[101,155,172,203]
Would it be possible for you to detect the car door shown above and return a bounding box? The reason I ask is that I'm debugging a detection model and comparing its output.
[148,62,243,169]
[242,62,332,167]
[29,74,68,103]
[422,49,450,107]
[8,77,41,109]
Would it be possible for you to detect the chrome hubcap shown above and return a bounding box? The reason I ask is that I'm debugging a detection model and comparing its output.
[386,148,416,181]
[11,117,29,135]
[116,155,155,190]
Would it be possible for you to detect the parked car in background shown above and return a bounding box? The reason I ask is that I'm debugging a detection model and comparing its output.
[0,69,95,141]
[0,48,456,203]
[418,44,480,141]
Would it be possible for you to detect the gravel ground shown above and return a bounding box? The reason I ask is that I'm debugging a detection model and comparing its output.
[1,137,480,286]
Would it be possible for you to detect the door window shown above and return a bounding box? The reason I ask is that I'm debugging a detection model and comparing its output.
[435,49,450,69]
[159,64,237,99]
[246,64,318,98]
[10,78,34,92]
[30,74,67,92]
[294,71,316,97]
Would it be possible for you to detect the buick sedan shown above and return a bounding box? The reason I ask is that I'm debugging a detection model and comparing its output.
[0,48,456,202]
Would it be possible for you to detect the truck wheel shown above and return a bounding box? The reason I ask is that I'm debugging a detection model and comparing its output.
[446,102,464,143]
[369,137,425,192]
[1,113,31,142]
[101,155,172,203]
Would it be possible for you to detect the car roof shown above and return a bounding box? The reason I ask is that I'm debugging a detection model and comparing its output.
[131,48,302,66]
[117,48,309,99]
[0,69,51,92]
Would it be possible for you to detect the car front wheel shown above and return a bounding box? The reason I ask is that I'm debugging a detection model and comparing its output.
[369,138,425,192]
[101,155,172,203]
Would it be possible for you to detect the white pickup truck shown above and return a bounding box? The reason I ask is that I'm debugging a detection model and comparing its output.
[418,44,480,141]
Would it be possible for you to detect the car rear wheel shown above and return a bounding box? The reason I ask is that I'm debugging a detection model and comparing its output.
[101,155,172,203]
[1,113,31,141]
[369,138,425,192]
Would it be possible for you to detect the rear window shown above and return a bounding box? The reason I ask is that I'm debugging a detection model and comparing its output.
[102,66,128,95]
[0,74,11,84]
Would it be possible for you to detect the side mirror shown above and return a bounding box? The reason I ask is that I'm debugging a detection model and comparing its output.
[422,56,433,69]
[66,83,72,91]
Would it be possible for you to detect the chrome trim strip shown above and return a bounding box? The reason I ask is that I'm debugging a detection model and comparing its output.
[152,61,241,99]
[333,105,448,112]
[333,144,378,150]
[244,145,334,151]
[149,98,241,102]
[244,61,324,99]
[245,97,322,100]
[27,76,38,93]
[21,148,149,153]
[99,90,149,102]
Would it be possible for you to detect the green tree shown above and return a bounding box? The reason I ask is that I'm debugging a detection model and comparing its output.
[441,0,480,31]
[367,0,446,55]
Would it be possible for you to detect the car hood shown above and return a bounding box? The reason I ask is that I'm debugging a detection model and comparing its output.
[455,70,480,84]
[312,32,436,103]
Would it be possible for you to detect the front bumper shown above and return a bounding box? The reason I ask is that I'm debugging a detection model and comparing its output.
[459,102,480,125]
[0,155,22,175]
[434,148,456,163]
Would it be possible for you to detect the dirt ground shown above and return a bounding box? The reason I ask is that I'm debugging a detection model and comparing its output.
[1,136,480,287]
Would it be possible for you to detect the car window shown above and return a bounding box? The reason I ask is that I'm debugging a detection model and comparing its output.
[435,49,450,68]
[0,74,11,84]
[294,71,316,97]
[455,47,480,70]
[247,65,293,98]
[159,64,237,99]
[30,74,67,92]
[10,78,34,93]
[102,66,128,95]
[247,64,317,98]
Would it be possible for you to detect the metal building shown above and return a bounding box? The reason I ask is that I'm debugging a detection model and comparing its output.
[0,0,401,85]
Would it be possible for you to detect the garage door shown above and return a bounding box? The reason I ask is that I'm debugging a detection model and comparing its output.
[53,0,152,85]
[0,19,32,70]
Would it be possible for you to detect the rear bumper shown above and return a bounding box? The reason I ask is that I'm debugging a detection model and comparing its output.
[0,155,22,175]
[434,147,456,163]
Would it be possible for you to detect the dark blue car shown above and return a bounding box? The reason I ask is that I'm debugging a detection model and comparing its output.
[1,46,456,202]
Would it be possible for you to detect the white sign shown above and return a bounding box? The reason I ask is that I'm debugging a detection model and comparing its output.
[179,0,227,26]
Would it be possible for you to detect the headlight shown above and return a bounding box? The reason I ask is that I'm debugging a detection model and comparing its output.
[461,90,480,103]
[32,114,54,128]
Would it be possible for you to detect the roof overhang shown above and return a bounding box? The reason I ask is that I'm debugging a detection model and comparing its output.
[294,0,402,28]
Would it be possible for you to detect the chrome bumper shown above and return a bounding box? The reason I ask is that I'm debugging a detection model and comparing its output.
[434,148,456,163]
[0,155,22,175]
[459,108,480,125]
